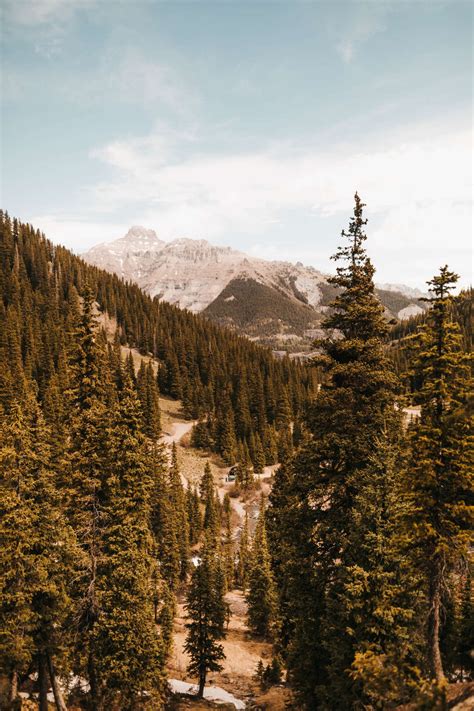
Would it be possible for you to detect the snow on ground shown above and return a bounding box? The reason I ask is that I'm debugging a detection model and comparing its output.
[169,590,271,700]
[168,678,245,709]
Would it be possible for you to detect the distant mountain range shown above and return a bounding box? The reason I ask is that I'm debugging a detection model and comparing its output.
[83,227,428,348]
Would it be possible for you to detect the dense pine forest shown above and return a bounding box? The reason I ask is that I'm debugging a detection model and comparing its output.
[388,288,473,386]
[0,212,316,467]
[1,199,473,710]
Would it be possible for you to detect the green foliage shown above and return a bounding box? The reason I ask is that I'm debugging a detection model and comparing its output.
[0,212,316,465]
[150,444,180,591]
[388,287,472,388]
[268,194,419,708]
[222,496,235,590]
[457,569,474,678]
[67,304,168,708]
[91,373,165,707]
[186,486,203,546]
[236,512,250,592]
[0,398,78,694]
[403,266,473,682]
[205,275,317,336]
[201,463,221,539]
[184,541,226,697]
[136,360,161,439]
[247,498,278,639]
[256,656,283,689]
[169,443,190,582]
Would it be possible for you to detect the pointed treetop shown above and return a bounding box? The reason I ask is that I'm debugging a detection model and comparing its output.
[425,265,459,300]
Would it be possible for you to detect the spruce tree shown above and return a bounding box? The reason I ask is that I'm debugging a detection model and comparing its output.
[200,462,214,502]
[92,371,166,708]
[275,388,292,431]
[186,486,202,546]
[184,539,226,697]
[237,511,250,592]
[268,194,410,707]
[222,495,235,590]
[169,443,190,582]
[0,398,78,710]
[343,434,423,707]
[457,569,474,679]
[404,267,473,684]
[67,285,111,708]
[263,425,279,465]
[137,361,161,439]
[247,497,278,639]
[150,444,180,591]
[252,432,265,474]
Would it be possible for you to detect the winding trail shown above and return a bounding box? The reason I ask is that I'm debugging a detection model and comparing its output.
[160,421,196,488]
[161,421,196,447]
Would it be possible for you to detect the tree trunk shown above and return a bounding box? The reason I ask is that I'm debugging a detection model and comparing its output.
[47,651,68,711]
[88,649,99,711]
[198,669,206,698]
[38,653,49,711]
[9,669,18,709]
[428,576,445,683]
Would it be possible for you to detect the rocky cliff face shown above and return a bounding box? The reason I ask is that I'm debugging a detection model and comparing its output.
[83,227,427,344]
[84,226,166,280]
[84,227,327,314]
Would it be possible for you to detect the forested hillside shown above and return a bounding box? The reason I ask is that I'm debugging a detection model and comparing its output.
[1,202,472,711]
[0,212,316,468]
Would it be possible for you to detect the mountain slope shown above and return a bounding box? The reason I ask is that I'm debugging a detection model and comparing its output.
[83,227,428,344]
[84,229,327,314]
[1,211,317,463]
[204,276,318,337]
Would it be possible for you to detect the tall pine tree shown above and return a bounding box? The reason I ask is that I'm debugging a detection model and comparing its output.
[269,194,412,707]
[404,267,473,685]
[184,537,226,697]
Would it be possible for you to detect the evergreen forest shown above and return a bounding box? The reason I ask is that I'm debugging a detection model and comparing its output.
[1,198,472,710]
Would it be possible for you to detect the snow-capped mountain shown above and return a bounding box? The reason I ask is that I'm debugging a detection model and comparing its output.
[84,227,327,314]
[377,283,428,300]
[83,227,427,343]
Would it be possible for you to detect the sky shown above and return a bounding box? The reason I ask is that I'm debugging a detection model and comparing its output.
[1,0,472,287]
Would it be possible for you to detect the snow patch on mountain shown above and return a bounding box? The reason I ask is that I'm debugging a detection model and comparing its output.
[378,283,428,299]
[83,227,427,337]
[398,303,425,320]
[84,228,326,314]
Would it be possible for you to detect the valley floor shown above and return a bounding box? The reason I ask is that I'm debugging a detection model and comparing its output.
[160,398,289,710]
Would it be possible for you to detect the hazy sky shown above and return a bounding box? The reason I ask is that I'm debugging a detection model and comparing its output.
[1,0,472,286]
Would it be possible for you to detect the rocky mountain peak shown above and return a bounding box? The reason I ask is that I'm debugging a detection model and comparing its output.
[119,226,164,253]
[124,225,161,242]
[83,228,427,334]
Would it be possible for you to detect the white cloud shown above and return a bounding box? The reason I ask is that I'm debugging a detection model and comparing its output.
[84,117,471,285]
[89,121,468,214]
[32,114,472,287]
[335,2,390,63]
[2,0,98,56]
[3,0,94,26]
[28,215,127,253]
